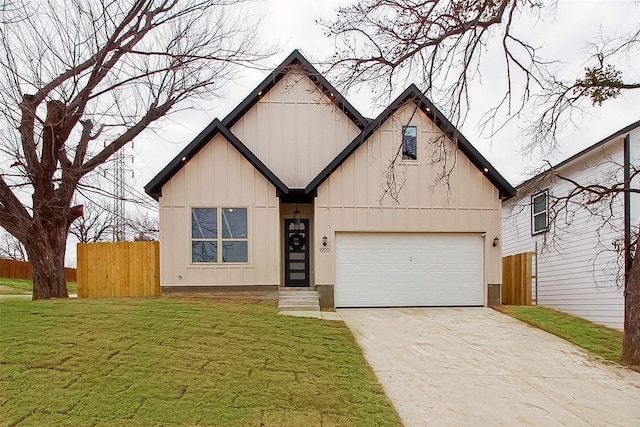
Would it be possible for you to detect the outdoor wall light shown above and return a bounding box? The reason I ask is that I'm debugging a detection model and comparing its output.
[322,235,328,247]
[492,237,499,247]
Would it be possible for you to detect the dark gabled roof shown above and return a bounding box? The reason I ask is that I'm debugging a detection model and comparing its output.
[145,52,515,201]
[145,49,369,200]
[144,119,287,200]
[515,119,640,190]
[306,84,516,199]
[222,49,369,130]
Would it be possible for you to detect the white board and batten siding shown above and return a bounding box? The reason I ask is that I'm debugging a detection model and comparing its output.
[502,130,640,330]
[159,133,280,288]
[334,233,484,307]
[315,101,504,306]
[230,68,361,189]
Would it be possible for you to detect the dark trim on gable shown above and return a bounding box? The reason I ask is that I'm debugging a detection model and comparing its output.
[222,49,369,130]
[144,119,288,200]
[305,84,516,199]
[145,50,370,201]
[515,119,640,191]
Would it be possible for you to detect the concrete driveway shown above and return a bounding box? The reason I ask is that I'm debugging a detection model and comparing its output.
[338,307,640,427]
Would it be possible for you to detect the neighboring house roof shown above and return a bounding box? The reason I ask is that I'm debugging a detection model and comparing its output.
[306,84,516,199]
[144,119,288,200]
[145,50,516,200]
[514,119,640,191]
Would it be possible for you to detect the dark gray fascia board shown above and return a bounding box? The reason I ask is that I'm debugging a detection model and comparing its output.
[515,118,640,190]
[221,49,369,130]
[144,119,288,200]
[306,84,516,199]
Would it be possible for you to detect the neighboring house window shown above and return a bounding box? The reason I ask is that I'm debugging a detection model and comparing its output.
[531,191,548,235]
[402,125,417,160]
[192,208,248,263]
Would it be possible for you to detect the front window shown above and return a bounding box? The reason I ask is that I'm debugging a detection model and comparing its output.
[402,125,417,160]
[531,191,548,235]
[192,208,248,263]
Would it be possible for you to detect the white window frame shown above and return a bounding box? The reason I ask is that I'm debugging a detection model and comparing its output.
[531,191,548,235]
[191,207,249,264]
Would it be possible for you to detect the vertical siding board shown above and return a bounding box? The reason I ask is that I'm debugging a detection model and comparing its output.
[201,142,215,205]
[341,160,355,206]
[354,150,368,206]
[172,171,185,206]
[230,70,359,189]
[240,158,253,205]
[330,166,343,206]
[171,206,185,284]
[159,205,172,284]
[255,102,271,163]
[227,149,242,203]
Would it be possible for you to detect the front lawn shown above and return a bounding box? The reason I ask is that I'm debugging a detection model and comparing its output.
[0,298,401,426]
[0,278,77,293]
[495,305,623,363]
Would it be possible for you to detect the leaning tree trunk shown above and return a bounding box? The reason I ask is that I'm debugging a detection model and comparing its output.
[622,249,640,366]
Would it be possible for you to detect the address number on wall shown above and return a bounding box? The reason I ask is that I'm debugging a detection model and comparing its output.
[320,247,331,253]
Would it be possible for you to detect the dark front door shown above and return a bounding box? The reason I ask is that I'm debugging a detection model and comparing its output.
[284,219,310,287]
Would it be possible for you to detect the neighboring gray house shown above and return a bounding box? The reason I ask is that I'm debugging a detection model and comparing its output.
[145,50,515,308]
[502,120,640,329]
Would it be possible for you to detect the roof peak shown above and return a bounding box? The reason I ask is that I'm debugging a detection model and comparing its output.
[221,49,368,130]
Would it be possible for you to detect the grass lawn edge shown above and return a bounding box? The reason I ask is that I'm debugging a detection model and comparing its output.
[492,305,625,366]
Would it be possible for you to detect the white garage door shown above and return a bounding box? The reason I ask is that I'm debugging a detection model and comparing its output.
[334,233,484,307]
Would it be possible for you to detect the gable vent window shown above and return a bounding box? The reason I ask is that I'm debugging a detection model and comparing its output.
[192,208,248,263]
[531,191,548,235]
[402,125,417,160]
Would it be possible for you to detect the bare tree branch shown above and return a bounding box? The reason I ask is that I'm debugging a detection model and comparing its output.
[0,0,273,299]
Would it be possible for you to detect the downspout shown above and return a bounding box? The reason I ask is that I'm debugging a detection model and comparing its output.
[534,241,538,305]
[624,134,631,288]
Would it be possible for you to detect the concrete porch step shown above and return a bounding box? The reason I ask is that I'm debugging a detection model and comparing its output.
[278,288,320,312]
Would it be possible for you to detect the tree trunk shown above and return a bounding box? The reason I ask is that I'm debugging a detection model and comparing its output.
[24,223,69,300]
[622,246,640,365]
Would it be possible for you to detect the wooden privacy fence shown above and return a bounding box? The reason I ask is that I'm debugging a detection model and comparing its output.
[502,252,533,305]
[77,241,160,298]
[0,258,77,282]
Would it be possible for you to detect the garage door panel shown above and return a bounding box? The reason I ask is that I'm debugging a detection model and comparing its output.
[335,233,483,307]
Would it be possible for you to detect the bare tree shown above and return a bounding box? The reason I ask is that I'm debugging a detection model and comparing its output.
[323,0,640,364]
[323,0,639,149]
[0,229,26,260]
[0,0,271,299]
[69,202,113,244]
[128,211,159,241]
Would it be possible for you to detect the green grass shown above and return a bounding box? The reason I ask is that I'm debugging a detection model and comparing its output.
[0,278,77,293]
[0,298,401,427]
[495,305,623,363]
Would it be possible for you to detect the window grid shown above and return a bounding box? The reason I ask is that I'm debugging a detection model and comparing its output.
[192,208,248,263]
[531,191,548,235]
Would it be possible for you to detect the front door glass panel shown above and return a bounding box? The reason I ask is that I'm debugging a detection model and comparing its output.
[284,219,309,287]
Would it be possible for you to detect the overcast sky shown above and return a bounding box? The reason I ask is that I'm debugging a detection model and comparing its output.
[131,0,640,193]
